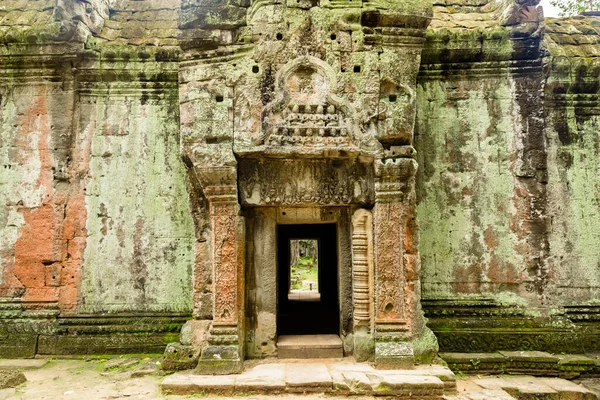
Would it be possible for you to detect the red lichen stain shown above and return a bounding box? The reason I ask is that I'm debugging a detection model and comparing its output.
[58,185,87,312]
[404,217,417,255]
[3,87,87,309]
[483,226,499,248]
[453,263,483,294]
[10,87,57,302]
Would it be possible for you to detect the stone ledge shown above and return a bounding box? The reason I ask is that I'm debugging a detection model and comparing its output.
[441,352,600,378]
[0,359,48,370]
[0,313,190,357]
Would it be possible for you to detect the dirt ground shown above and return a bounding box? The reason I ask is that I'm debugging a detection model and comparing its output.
[2,356,599,400]
[0,357,382,400]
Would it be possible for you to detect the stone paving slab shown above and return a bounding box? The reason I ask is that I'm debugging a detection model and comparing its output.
[502,375,564,399]
[161,362,456,398]
[235,363,286,392]
[444,389,517,400]
[161,373,236,395]
[159,362,596,399]
[0,359,48,370]
[342,371,372,392]
[499,351,559,363]
[382,365,457,391]
[580,379,600,400]
[466,390,515,400]
[373,374,445,397]
[471,375,598,400]
[285,363,332,392]
[539,378,597,400]
[472,376,524,391]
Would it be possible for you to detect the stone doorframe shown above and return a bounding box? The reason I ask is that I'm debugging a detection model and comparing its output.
[182,154,438,375]
[243,206,355,359]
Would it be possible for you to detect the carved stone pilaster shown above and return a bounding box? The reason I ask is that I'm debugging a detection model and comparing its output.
[374,159,413,327]
[196,183,245,375]
[373,156,437,369]
[352,209,375,361]
[352,209,373,326]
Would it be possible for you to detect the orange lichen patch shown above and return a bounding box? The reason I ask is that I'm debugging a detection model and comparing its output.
[486,253,519,284]
[404,216,418,255]
[2,85,89,309]
[14,205,56,287]
[7,86,56,302]
[58,186,87,312]
[453,264,484,294]
[404,254,419,282]
[483,226,499,248]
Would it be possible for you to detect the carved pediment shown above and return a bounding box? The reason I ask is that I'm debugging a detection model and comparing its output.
[234,56,381,158]
[264,56,360,151]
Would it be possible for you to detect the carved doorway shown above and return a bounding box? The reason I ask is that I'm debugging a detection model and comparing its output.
[277,224,339,335]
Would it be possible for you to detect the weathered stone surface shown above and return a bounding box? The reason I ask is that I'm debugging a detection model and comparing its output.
[234,364,285,392]
[161,373,235,395]
[0,0,600,365]
[277,335,343,359]
[373,374,445,397]
[0,359,47,370]
[160,360,457,396]
[0,370,26,389]
[179,320,210,349]
[469,375,595,399]
[162,343,199,371]
[539,378,598,400]
[285,364,332,392]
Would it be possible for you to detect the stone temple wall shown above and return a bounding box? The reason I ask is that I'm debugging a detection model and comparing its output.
[418,3,600,353]
[0,0,599,358]
[0,0,193,356]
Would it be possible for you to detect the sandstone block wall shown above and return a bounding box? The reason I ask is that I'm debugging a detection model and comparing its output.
[0,0,193,356]
[418,1,600,353]
[0,0,599,357]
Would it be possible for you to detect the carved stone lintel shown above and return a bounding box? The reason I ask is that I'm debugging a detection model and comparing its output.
[238,158,375,206]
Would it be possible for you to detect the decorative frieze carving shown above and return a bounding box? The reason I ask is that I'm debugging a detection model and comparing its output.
[238,158,375,206]
[266,103,352,147]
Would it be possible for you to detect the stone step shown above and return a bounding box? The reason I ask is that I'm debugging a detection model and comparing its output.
[161,362,454,398]
[444,389,517,400]
[472,375,598,400]
[277,334,343,359]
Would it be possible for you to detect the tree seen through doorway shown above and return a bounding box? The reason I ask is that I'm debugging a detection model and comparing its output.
[289,239,319,292]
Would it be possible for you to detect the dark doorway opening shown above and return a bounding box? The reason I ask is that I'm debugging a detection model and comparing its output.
[277,224,339,335]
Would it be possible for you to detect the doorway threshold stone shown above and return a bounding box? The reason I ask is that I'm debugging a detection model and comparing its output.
[277,334,343,359]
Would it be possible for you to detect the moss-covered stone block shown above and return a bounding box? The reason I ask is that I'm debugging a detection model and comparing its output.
[162,342,200,371]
